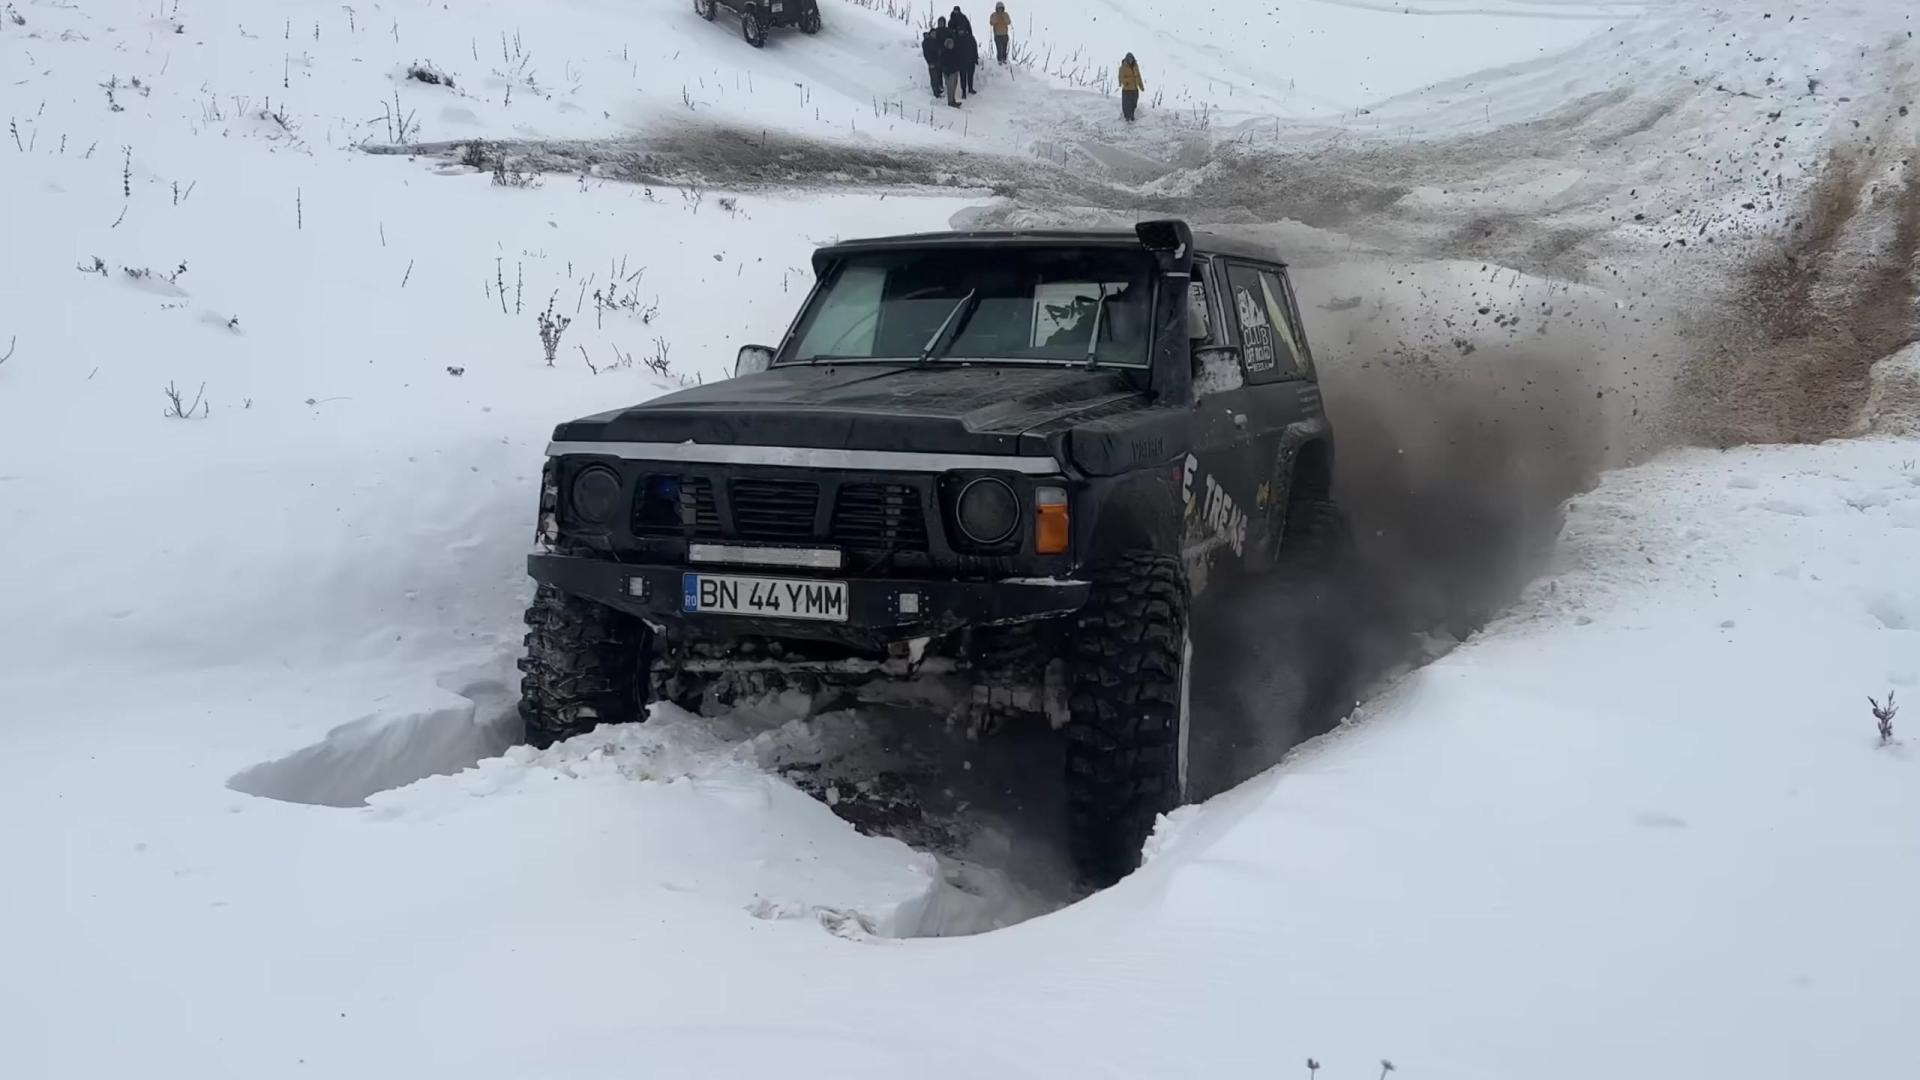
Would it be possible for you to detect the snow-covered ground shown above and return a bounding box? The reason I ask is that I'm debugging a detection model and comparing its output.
[4,0,1920,1076]
[11,437,1919,1078]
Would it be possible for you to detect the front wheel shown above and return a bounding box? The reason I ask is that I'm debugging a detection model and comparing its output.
[741,10,767,47]
[1064,552,1190,887]
[517,584,651,748]
[798,8,821,33]
[693,0,717,19]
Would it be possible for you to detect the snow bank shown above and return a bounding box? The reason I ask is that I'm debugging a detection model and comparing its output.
[9,436,1920,1080]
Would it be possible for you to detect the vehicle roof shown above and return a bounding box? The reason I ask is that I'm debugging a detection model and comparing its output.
[811,226,1288,270]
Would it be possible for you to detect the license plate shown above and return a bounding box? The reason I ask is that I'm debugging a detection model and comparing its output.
[682,573,847,622]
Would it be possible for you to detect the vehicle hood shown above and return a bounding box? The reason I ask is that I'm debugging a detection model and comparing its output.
[552,363,1150,458]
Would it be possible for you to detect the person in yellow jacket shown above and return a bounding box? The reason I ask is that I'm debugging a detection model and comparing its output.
[1118,53,1144,123]
[989,2,1012,65]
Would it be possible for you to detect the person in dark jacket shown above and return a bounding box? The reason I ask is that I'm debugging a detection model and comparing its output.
[937,23,965,107]
[949,6,972,36]
[921,20,944,98]
[958,27,979,97]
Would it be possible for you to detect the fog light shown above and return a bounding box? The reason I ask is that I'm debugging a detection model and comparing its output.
[898,591,920,615]
[1034,486,1069,554]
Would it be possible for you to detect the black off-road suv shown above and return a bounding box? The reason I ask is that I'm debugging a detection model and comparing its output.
[693,0,820,48]
[520,220,1343,884]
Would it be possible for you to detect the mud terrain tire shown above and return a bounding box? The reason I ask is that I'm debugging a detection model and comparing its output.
[1065,552,1190,886]
[799,9,821,33]
[517,584,650,748]
[741,8,766,47]
[694,0,716,19]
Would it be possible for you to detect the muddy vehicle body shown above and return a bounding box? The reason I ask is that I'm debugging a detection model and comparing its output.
[693,0,820,48]
[520,220,1343,883]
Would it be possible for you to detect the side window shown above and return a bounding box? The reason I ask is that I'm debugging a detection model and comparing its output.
[1224,263,1305,382]
[1190,258,1245,398]
[1188,257,1225,346]
[1260,269,1313,379]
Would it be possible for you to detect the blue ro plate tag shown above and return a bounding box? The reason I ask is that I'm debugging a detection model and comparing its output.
[681,572,849,622]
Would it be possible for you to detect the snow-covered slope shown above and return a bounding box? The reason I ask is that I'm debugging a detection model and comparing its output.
[4,0,1920,1077]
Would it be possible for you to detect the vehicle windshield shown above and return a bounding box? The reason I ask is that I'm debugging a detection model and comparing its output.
[781,246,1157,369]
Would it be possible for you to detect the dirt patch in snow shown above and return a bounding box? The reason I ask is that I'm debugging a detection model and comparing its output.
[1679,147,1920,445]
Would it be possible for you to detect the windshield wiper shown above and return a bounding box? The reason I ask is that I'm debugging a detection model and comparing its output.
[1084,290,1113,369]
[919,289,979,364]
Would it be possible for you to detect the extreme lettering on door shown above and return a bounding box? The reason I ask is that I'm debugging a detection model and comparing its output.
[1181,453,1248,558]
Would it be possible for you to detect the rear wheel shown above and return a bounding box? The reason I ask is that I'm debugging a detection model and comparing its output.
[741,9,767,46]
[799,8,821,33]
[693,0,716,19]
[517,585,651,748]
[1064,552,1190,887]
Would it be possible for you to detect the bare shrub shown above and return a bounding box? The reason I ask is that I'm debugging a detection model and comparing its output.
[1871,692,1898,745]
[261,101,293,134]
[644,336,672,377]
[0,335,14,366]
[405,61,454,89]
[491,155,540,188]
[535,295,571,366]
[162,380,208,419]
[378,90,418,143]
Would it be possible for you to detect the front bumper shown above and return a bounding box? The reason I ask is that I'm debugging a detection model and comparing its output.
[528,553,1089,644]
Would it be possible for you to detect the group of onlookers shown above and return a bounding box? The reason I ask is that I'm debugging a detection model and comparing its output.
[920,4,1010,108]
[916,3,1146,122]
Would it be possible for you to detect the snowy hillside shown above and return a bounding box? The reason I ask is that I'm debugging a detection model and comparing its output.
[4,0,1920,1076]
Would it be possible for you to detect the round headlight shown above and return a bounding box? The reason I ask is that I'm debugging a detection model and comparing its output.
[956,477,1019,545]
[569,466,623,524]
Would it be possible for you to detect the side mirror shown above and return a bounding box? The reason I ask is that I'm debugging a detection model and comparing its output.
[735,344,774,377]
[1186,282,1210,341]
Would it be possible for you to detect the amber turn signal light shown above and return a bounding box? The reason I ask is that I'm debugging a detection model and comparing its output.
[1034,486,1070,554]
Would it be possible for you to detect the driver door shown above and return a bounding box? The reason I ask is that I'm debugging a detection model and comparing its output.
[1180,257,1261,593]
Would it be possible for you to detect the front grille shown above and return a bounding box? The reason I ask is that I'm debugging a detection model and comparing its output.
[729,478,820,541]
[631,475,721,538]
[832,483,929,551]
